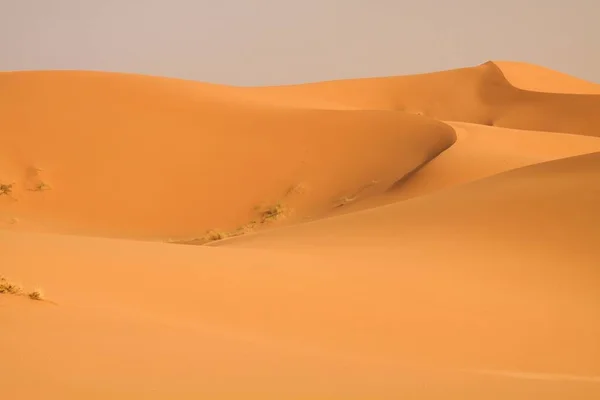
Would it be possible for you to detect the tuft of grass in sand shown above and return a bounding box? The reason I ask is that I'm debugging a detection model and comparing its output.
[202,229,228,242]
[259,203,286,223]
[1,275,44,301]
[176,191,297,246]
[231,220,258,235]
[25,166,52,192]
[32,181,52,191]
[0,276,23,295]
[179,202,289,245]
[190,220,259,244]
[28,291,44,301]
[0,183,14,196]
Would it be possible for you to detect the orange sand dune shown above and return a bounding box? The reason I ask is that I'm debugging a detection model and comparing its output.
[0,70,454,239]
[493,61,600,94]
[331,121,600,214]
[216,151,600,254]
[2,153,600,399]
[2,61,600,399]
[2,62,600,240]
[257,61,600,136]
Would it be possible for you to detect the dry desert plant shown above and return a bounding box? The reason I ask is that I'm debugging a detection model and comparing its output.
[0,183,14,196]
[28,291,43,301]
[259,203,285,223]
[0,276,23,295]
[1,275,44,301]
[33,181,52,191]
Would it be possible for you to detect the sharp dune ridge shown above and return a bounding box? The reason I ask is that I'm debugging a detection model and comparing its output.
[1,60,600,399]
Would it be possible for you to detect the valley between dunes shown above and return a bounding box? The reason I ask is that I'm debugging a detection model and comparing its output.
[1,61,600,399]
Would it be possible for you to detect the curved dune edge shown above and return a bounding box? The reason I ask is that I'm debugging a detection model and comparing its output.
[328,121,600,215]
[2,153,600,398]
[253,61,600,137]
[492,61,600,94]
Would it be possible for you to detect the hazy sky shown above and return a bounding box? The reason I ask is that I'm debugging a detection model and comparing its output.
[1,0,598,85]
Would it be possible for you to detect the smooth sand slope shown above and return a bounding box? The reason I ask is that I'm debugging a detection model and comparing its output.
[330,121,600,214]
[2,61,600,239]
[257,61,600,136]
[2,153,600,399]
[2,61,600,399]
[0,70,454,239]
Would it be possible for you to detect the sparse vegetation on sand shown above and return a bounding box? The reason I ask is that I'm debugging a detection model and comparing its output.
[0,276,44,301]
[177,183,305,246]
[0,276,23,295]
[182,220,258,245]
[258,202,286,223]
[0,183,14,196]
[28,290,43,301]
[178,201,290,245]
[32,181,52,191]
[202,229,229,242]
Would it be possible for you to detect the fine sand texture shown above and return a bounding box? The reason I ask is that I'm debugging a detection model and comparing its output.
[2,61,600,399]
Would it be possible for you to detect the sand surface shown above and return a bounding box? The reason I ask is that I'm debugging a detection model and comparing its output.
[1,61,600,399]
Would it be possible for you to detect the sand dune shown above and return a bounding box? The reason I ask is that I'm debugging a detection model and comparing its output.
[256,61,600,136]
[493,61,600,94]
[0,70,454,239]
[2,153,600,398]
[330,121,600,213]
[2,61,600,399]
[216,151,600,253]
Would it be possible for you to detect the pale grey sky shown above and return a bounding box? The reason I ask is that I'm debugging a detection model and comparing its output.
[1,0,598,85]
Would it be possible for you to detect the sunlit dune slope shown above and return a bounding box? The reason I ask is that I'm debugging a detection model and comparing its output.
[0,70,454,239]
[257,61,600,136]
[1,153,600,398]
[493,61,600,94]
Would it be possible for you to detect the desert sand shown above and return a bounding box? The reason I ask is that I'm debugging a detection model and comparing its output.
[1,61,600,399]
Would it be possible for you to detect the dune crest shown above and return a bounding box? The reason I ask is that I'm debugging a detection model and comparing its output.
[492,61,600,94]
[254,61,600,136]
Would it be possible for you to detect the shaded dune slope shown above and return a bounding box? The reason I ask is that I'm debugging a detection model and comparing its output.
[331,121,600,214]
[1,153,599,399]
